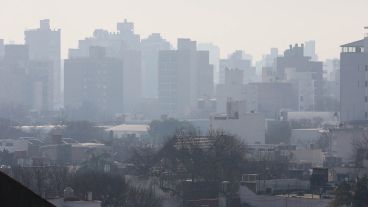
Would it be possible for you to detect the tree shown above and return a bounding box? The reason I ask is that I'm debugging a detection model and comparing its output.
[331,181,352,207]
[331,176,368,207]
[148,131,247,186]
[148,118,196,144]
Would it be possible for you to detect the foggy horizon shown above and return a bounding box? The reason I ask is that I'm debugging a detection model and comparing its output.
[2,0,368,60]
[1,1,368,207]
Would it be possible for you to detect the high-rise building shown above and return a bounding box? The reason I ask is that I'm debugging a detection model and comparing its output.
[25,19,61,109]
[68,19,142,113]
[158,38,214,117]
[276,44,323,110]
[216,69,245,113]
[141,33,171,98]
[64,47,124,120]
[0,44,52,115]
[304,40,318,61]
[220,50,256,84]
[245,82,299,118]
[340,31,368,122]
[198,43,220,84]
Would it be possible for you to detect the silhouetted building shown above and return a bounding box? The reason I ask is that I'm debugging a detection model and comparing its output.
[68,19,142,113]
[158,38,214,117]
[220,50,256,84]
[245,82,299,118]
[0,44,53,114]
[25,19,61,109]
[64,47,124,120]
[198,43,220,84]
[216,68,245,113]
[276,44,323,110]
[141,33,171,98]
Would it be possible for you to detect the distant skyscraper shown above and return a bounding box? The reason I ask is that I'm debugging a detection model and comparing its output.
[141,33,171,98]
[216,69,245,113]
[25,19,61,109]
[340,31,368,122]
[0,44,52,115]
[220,50,256,84]
[68,19,142,113]
[276,44,323,110]
[304,40,318,61]
[158,38,214,117]
[64,47,124,120]
[198,43,220,84]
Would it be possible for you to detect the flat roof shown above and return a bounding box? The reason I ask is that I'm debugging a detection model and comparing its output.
[105,124,149,132]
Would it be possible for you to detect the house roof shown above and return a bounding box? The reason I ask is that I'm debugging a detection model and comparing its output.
[341,39,364,47]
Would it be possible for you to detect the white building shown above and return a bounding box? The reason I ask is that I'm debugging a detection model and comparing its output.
[105,124,149,138]
[340,31,368,122]
[210,103,266,144]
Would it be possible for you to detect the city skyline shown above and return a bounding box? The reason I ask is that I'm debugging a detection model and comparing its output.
[1,0,368,60]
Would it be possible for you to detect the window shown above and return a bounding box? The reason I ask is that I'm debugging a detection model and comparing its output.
[366,112,368,119]
[366,65,368,71]
[365,81,368,87]
[365,96,368,103]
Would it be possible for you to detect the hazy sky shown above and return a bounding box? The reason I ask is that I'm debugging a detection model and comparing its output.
[1,0,367,60]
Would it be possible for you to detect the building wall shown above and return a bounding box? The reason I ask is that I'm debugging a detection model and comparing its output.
[25,19,61,109]
[340,51,368,122]
[64,48,124,119]
[210,113,266,144]
[245,82,298,118]
[158,39,213,118]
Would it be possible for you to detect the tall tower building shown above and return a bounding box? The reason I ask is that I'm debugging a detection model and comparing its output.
[340,29,368,122]
[25,19,61,109]
[158,38,214,117]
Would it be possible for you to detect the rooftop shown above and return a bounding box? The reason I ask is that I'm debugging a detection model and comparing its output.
[341,39,364,47]
[105,124,149,132]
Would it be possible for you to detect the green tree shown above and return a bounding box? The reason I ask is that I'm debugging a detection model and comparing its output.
[331,181,352,207]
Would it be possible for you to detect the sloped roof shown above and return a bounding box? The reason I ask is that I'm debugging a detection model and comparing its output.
[341,39,364,47]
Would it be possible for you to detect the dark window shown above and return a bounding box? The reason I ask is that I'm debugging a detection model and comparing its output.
[366,112,368,119]
[366,65,368,71]
[365,96,368,102]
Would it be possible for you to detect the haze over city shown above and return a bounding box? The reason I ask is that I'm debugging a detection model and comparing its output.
[2,0,368,207]
[1,0,368,59]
